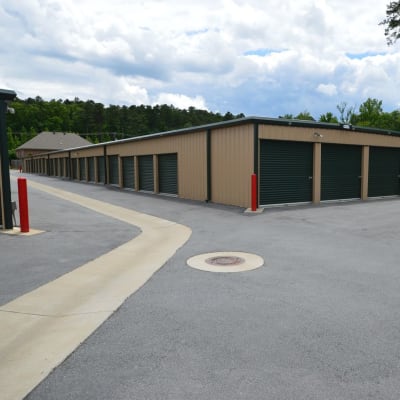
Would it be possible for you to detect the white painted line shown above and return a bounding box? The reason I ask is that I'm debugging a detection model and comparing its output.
[0,180,191,400]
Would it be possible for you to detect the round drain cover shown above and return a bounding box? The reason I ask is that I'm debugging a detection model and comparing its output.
[187,252,264,273]
[206,256,245,266]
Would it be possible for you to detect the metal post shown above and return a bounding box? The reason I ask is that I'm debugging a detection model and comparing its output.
[17,177,29,232]
[251,173,258,211]
[0,89,16,230]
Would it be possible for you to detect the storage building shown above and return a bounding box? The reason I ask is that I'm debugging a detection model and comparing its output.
[22,117,400,209]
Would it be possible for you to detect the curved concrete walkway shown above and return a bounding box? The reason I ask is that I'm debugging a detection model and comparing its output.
[0,180,191,400]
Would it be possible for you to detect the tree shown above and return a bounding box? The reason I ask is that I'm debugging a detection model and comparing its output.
[336,102,356,124]
[380,2,400,45]
[295,111,315,121]
[357,98,383,127]
[319,112,339,123]
[279,114,293,119]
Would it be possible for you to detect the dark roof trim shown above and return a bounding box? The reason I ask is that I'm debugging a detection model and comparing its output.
[33,116,400,157]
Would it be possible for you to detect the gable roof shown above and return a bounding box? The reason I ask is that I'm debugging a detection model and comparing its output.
[16,132,91,151]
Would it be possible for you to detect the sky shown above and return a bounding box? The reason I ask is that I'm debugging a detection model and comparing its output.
[0,0,399,119]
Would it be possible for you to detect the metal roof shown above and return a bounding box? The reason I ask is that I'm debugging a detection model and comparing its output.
[32,116,400,155]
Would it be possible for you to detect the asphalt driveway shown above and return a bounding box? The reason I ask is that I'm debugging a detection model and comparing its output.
[3,172,400,400]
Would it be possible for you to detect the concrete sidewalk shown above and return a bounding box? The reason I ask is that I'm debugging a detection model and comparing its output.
[2,171,400,400]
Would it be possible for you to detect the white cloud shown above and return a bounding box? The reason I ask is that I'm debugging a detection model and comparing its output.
[317,84,338,96]
[152,93,208,110]
[0,0,399,118]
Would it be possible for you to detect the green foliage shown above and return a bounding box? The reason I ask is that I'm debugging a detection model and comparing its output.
[7,98,242,139]
[286,99,400,132]
[279,114,294,119]
[356,98,383,127]
[6,97,244,157]
[5,96,400,160]
[319,112,339,123]
[380,1,400,45]
[294,111,315,121]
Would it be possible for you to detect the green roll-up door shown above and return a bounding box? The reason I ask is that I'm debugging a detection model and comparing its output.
[122,157,135,189]
[368,147,400,197]
[79,158,86,181]
[59,159,64,177]
[97,156,105,183]
[321,144,361,201]
[88,157,95,182]
[260,140,313,205]
[138,155,154,192]
[72,159,78,180]
[158,153,178,195]
[108,155,119,185]
[65,158,70,178]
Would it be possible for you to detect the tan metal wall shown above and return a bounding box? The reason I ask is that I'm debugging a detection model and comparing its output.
[211,124,254,208]
[101,131,207,201]
[69,147,104,158]
[259,125,400,147]
[49,152,67,159]
[259,124,400,205]
[22,121,400,208]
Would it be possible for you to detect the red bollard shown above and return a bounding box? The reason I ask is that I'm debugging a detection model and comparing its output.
[251,173,258,212]
[17,177,30,233]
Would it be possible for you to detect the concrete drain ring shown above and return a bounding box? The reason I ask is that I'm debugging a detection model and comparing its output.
[187,252,264,273]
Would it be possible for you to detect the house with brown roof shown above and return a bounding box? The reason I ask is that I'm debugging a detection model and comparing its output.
[16,132,91,159]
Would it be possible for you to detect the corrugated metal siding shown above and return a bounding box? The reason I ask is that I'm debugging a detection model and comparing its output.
[259,124,400,147]
[211,125,253,208]
[37,132,206,201]
[108,131,207,201]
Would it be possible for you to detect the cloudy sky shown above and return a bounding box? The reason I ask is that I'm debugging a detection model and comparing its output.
[0,0,398,118]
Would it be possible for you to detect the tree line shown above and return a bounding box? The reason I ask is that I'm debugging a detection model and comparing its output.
[6,96,400,159]
[6,97,244,158]
[280,98,400,131]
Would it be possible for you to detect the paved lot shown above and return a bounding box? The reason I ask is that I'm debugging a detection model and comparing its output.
[2,172,400,399]
[1,173,138,306]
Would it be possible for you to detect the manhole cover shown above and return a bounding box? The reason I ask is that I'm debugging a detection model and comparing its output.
[205,256,245,266]
[187,252,264,273]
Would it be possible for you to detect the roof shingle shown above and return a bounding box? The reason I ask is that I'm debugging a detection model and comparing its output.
[16,132,91,151]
